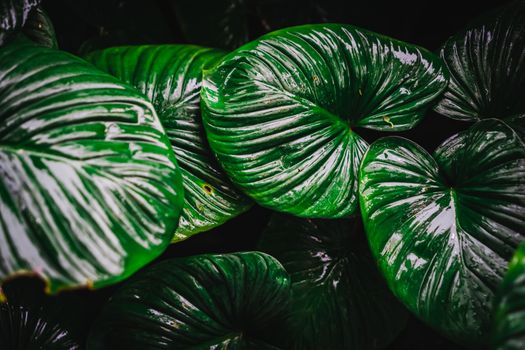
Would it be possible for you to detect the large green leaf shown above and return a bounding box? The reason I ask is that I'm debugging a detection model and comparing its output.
[202,23,448,218]
[88,252,290,349]
[434,1,525,138]
[0,41,184,293]
[0,0,40,45]
[22,7,58,49]
[492,243,525,350]
[359,119,525,346]
[258,214,408,349]
[86,45,253,239]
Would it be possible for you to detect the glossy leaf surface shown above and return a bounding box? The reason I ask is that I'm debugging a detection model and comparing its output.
[202,23,448,218]
[0,278,90,349]
[359,120,525,346]
[258,214,408,350]
[492,243,525,350]
[0,0,40,45]
[0,42,184,293]
[88,252,290,349]
[22,7,58,48]
[86,45,252,239]
[0,304,80,349]
[434,1,525,138]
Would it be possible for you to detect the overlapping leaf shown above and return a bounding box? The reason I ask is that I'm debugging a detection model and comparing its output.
[0,42,184,293]
[202,23,448,218]
[88,252,290,349]
[258,214,408,350]
[0,0,40,45]
[492,243,525,350]
[359,119,525,346]
[434,1,525,138]
[86,45,252,239]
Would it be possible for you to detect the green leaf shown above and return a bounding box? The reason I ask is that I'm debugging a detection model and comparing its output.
[359,119,525,346]
[88,252,290,349]
[434,1,525,138]
[0,42,184,293]
[258,214,408,350]
[492,243,525,350]
[202,23,448,218]
[86,45,253,239]
[22,7,58,48]
[0,0,40,45]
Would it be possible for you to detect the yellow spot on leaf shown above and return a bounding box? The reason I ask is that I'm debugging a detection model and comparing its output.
[202,183,214,195]
[383,116,394,128]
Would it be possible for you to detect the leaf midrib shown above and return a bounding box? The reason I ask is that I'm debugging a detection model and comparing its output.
[250,78,354,132]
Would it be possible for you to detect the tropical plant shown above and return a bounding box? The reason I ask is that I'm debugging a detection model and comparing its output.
[0,1,523,350]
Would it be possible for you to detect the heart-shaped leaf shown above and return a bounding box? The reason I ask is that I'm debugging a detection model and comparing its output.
[0,41,184,293]
[22,7,58,48]
[88,252,290,349]
[492,243,525,350]
[202,23,448,218]
[258,214,408,350]
[434,1,525,138]
[359,119,525,346]
[0,0,40,45]
[86,45,253,239]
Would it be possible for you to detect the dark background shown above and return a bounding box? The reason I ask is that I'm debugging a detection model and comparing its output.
[9,0,513,349]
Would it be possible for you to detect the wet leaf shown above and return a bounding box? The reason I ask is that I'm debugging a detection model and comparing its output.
[259,214,408,349]
[88,252,290,349]
[359,119,525,346]
[0,41,184,293]
[434,1,525,138]
[86,45,253,239]
[202,23,447,218]
[0,0,40,45]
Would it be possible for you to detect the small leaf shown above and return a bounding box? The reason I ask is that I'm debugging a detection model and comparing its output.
[434,1,525,138]
[202,23,448,218]
[88,252,290,350]
[258,214,408,350]
[359,119,525,346]
[86,45,253,239]
[0,42,184,293]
